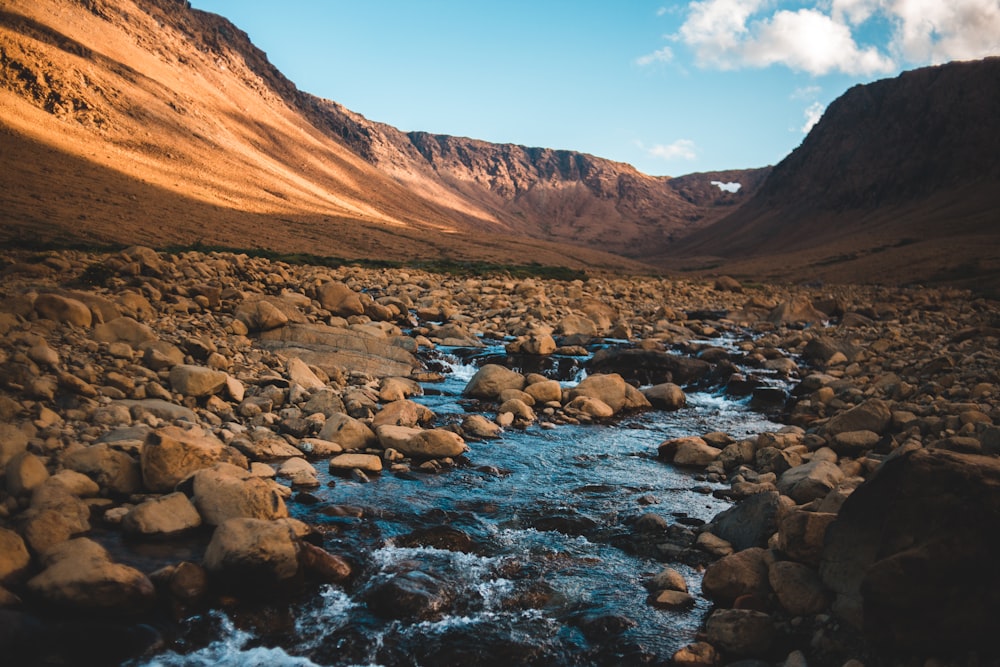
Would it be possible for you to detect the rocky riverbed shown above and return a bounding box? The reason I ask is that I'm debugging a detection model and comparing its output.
[0,246,998,666]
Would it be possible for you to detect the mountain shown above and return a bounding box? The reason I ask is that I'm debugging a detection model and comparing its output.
[0,0,764,270]
[663,58,1000,287]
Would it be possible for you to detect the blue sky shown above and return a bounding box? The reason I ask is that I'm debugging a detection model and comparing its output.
[190,1,1000,176]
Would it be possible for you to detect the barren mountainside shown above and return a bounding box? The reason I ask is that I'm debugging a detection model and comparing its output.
[0,0,765,267]
[665,58,1000,288]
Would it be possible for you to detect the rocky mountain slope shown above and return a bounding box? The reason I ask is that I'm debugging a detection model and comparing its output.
[664,58,1000,288]
[0,0,764,268]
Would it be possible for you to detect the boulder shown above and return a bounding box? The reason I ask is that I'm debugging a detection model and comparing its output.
[0,422,29,468]
[26,538,154,612]
[702,547,771,605]
[5,452,49,496]
[378,376,422,402]
[777,460,845,504]
[565,395,614,418]
[140,425,229,493]
[523,379,563,404]
[203,518,302,588]
[672,642,720,667]
[779,509,836,565]
[63,444,141,496]
[364,569,453,621]
[329,453,383,475]
[403,429,468,459]
[285,357,326,391]
[587,348,711,386]
[122,492,202,537]
[315,282,365,316]
[820,449,1000,653]
[191,464,288,526]
[33,294,92,327]
[567,373,650,413]
[642,383,687,410]
[768,560,830,616]
[0,528,30,584]
[658,436,721,467]
[704,608,775,657]
[234,299,289,332]
[824,398,892,437]
[461,414,503,439]
[463,364,526,399]
[259,323,417,378]
[169,365,228,398]
[708,490,783,551]
[767,297,826,325]
[371,399,435,428]
[318,413,377,450]
[92,317,156,346]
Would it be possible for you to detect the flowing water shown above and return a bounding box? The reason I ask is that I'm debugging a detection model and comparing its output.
[134,344,782,667]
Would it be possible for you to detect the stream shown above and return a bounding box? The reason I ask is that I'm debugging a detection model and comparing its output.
[134,343,783,667]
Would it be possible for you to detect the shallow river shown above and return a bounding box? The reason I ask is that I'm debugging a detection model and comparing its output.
[134,345,781,667]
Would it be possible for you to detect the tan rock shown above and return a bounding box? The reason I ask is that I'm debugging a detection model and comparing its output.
[658,436,721,467]
[34,294,92,327]
[567,373,650,413]
[286,357,326,391]
[463,364,526,399]
[705,608,775,657]
[565,395,614,418]
[315,282,365,316]
[0,528,30,584]
[371,399,435,428]
[63,443,141,496]
[461,414,503,439]
[122,492,202,536]
[318,413,377,450]
[235,299,289,332]
[0,422,29,468]
[27,538,154,612]
[702,547,771,604]
[672,641,720,667]
[192,464,288,525]
[5,451,49,496]
[642,382,687,410]
[203,518,301,585]
[329,453,384,474]
[523,379,563,404]
[768,560,831,616]
[92,317,156,346]
[169,364,228,398]
[140,425,229,493]
[378,376,423,402]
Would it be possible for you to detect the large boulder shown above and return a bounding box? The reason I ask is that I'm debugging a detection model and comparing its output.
[823,398,892,437]
[0,528,30,584]
[707,490,783,551]
[371,400,435,428]
[704,608,775,657]
[0,422,29,468]
[33,294,92,327]
[122,492,202,537]
[63,444,141,496]
[203,518,302,588]
[26,538,154,612]
[587,349,711,386]
[315,282,365,317]
[658,436,721,467]
[642,383,687,410]
[375,425,468,459]
[92,317,156,346]
[259,323,417,378]
[777,459,845,504]
[567,373,650,414]
[463,364,526,400]
[820,449,1000,654]
[191,464,288,526]
[701,547,771,605]
[318,413,377,450]
[768,560,831,616]
[140,425,229,493]
[169,365,228,398]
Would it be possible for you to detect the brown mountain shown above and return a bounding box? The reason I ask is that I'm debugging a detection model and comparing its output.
[663,58,1000,287]
[0,0,764,270]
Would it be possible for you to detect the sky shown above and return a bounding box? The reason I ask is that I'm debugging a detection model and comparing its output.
[189,0,1000,177]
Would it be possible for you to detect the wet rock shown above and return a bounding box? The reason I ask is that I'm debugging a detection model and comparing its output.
[646,566,688,593]
[588,348,711,386]
[497,397,536,423]
[523,378,562,404]
[461,414,503,439]
[672,641,720,667]
[565,395,614,418]
[573,613,636,640]
[642,382,687,410]
[395,525,477,553]
[463,364,526,399]
[364,570,453,621]
[329,453,383,475]
[567,373,651,413]
[704,608,775,657]
[297,541,351,583]
[203,518,302,589]
[140,425,229,493]
[702,547,771,605]
[649,589,696,609]
[122,492,202,537]
[506,333,556,355]
[26,538,154,612]
[191,464,288,525]
[389,428,468,459]
[658,436,721,467]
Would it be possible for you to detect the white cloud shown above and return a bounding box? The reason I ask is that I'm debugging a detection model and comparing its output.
[636,46,675,66]
[791,85,822,100]
[801,101,826,133]
[831,0,881,25]
[885,0,1000,64]
[675,1,895,75]
[711,180,742,192]
[647,139,698,161]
